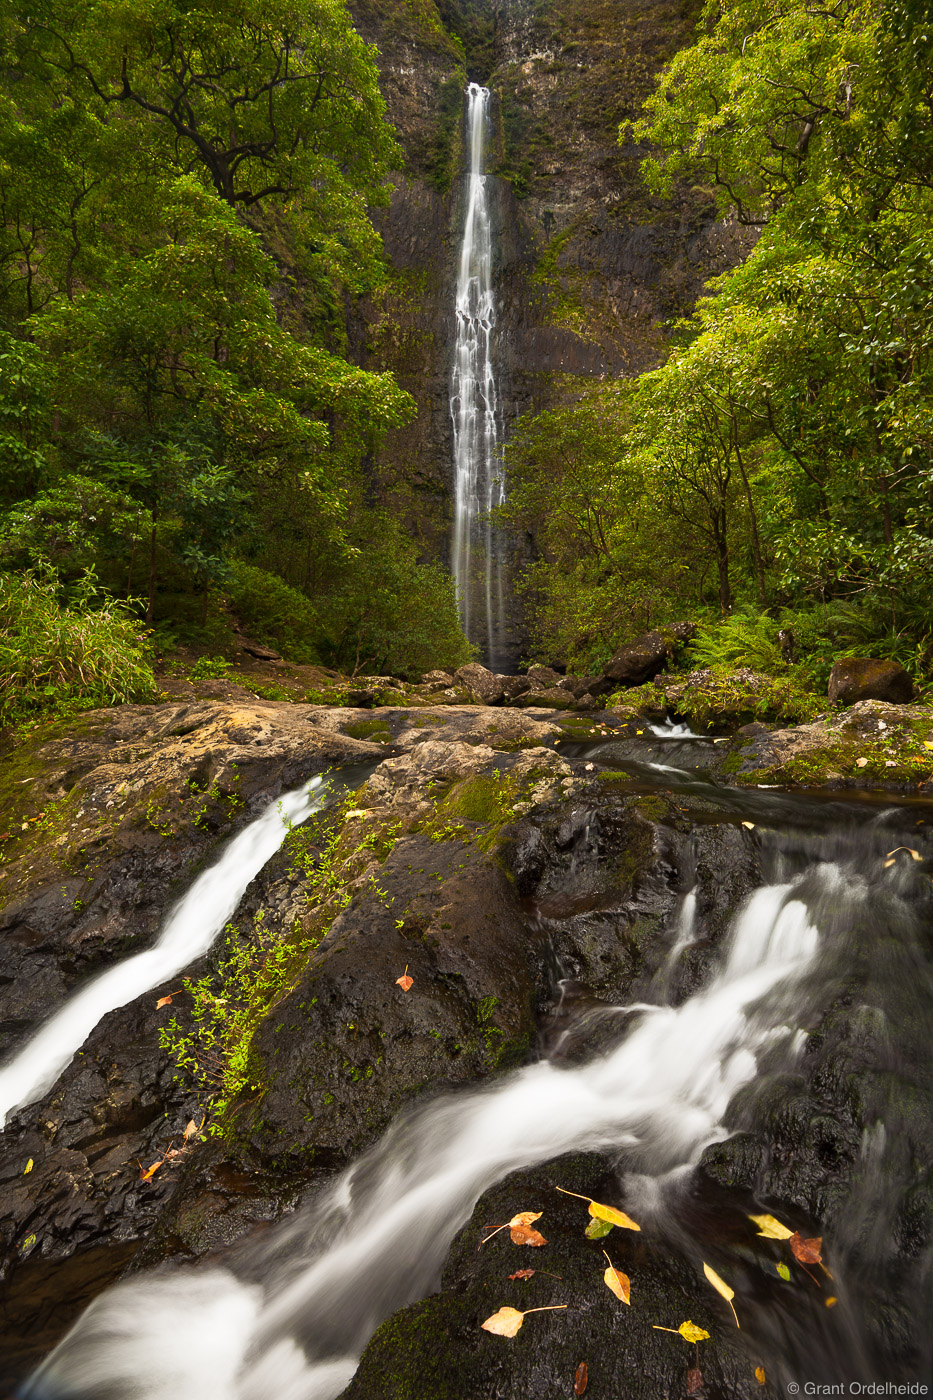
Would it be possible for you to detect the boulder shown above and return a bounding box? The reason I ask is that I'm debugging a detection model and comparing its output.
[828,657,913,706]
[593,624,695,693]
[556,674,598,698]
[453,662,505,705]
[513,686,577,710]
[525,664,562,689]
[239,641,281,661]
[420,670,454,691]
[495,674,532,701]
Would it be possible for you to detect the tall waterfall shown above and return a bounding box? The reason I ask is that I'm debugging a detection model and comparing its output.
[450,82,506,670]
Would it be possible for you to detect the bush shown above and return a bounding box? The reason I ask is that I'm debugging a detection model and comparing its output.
[225,561,320,663]
[0,568,155,724]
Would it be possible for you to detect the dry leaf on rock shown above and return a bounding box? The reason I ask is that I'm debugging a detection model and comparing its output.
[395,964,413,992]
[703,1263,739,1328]
[749,1213,793,1240]
[24,1158,33,1174]
[509,1269,535,1281]
[602,1251,630,1304]
[138,1159,162,1182]
[556,1186,641,1230]
[511,1223,547,1246]
[652,1321,710,1344]
[481,1304,567,1337]
[687,1367,704,1396]
[756,1367,767,1384]
[574,1362,588,1395]
[155,995,173,1009]
[482,1210,544,1247]
[789,1232,822,1265]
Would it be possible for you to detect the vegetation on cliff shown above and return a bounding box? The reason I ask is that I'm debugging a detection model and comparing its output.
[503,0,933,686]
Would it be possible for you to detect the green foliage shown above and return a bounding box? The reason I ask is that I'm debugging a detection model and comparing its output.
[189,655,231,681]
[225,562,320,665]
[0,568,155,724]
[685,610,786,674]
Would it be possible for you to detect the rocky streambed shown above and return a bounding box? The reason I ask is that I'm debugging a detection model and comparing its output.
[1,694,932,1395]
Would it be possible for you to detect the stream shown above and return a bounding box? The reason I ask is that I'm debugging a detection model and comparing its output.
[17,730,933,1397]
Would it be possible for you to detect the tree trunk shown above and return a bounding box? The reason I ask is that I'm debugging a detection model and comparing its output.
[146,524,157,627]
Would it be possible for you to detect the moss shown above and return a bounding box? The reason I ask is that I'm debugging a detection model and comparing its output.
[343,719,393,742]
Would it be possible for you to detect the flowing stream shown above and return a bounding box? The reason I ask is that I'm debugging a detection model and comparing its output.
[0,778,326,1128]
[450,82,506,668]
[24,753,933,1398]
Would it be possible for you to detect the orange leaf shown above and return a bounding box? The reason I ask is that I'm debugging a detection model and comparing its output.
[789,1232,822,1265]
[481,1304,567,1337]
[509,1269,535,1280]
[138,1159,162,1182]
[602,1251,630,1304]
[825,1296,838,1308]
[574,1361,588,1395]
[511,1224,548,1246]
[756,1367,766,1384]
[155,995,173,1009]
[183,1118,202,1141]
[395,964,413,992]
[510,1211,542,1227]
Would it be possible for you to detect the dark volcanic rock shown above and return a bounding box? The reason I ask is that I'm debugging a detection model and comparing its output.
[827,657,913,706]
[595,625,695,693]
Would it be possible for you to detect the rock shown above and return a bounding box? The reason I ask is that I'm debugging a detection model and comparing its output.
[828,657,913,705]
[496,675,532,701]
[453,662,505,706]
[594,624,695,693]
[420,670,454,691]
[556,674,598,698]
[525,664,562,689]
[512,686,578,710]
[574,692,598,711]
[239,642,281,662]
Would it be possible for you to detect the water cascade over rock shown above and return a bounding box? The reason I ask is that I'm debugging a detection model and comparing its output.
[450,82,507,669]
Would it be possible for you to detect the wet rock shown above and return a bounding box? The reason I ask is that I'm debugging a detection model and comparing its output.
[496,674,533,701]
[828,658,913,706]
[525,664,562,689]
[513,686,577,710]
[340,1154,756,1400]
[453,662,505,706]
[420,670,454,691]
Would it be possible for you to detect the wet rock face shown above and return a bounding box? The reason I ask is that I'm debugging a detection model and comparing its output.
[827,658,913,706]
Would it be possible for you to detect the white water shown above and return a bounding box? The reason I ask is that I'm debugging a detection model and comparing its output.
[0,778,325,1128]
[29,861,841,1400]
[450,82,506,668]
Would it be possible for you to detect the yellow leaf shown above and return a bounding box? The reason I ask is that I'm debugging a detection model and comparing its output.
[556,1186,641,1230]
[602,1251,630,1303]
[742,821,755,829]
[856,757,869,768]
[924,741,933,750]
[652,1321,710,1343]
[703,1262,740,1328]
[756,1366,766,1384]
[24,1158,33,1174]
[749,1212,793,1240]
[510,1211,542,1228]
[825,1296,838,1308]
[885,847,923,862]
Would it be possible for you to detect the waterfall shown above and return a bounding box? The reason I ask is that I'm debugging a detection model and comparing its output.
[0,778,326,1128]
[450,82,506,670]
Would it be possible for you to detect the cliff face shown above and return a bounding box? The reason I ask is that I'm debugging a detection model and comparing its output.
[348,0,752,647]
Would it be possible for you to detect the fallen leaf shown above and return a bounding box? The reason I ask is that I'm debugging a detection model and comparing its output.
[687,1367,704,1396]
[138,1159,162,1182]
[510,1211,543,1227]
[856,757,869,768]
[742,821,755,830]
[703,1262,740,1328]
[749,1212,793,1240]
[21,1233,37,1252]
[924,741,933,750]
[556,1186,640,1230]
[884,847,923,862]
[509,1269,535,1281]
[789,1232,822,1266]
[585,1216,614,1240]
[574,1361,588,1395]
[155,995,173,1009]
[183,1118,203,1141]
[825,1296,838,1308]
[602,1251,630,1304]
[777,1262,791,1281]
[652,1321,710,1344]
[510,1224,548,1247]
[24,1158,33,1174]
[756,1366,766,1384]
[482,1210,544,1246]
[395,964,413,992]
[481,1304,567,1337]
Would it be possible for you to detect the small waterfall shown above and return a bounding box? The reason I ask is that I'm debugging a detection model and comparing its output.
[450,82,506,669]
[0,778,326,1128]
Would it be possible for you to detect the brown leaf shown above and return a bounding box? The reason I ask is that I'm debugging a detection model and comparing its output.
[602,1250,630,1303]
[510,1224,548,1246]
[183,1118,203,1142]
[789,1232,822,1266]
[756,1366,767,1384]
[395,964,413,992]
[481,1304,567,1337]
[687,1367,704,1396]
[509,1269,535,1281]
[574,1361,588,1395]
[155,995,173,1009]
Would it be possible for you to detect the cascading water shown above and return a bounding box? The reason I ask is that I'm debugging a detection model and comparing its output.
[25,820,882,1399]
[450,82,506,669]
[0,778,326,1128]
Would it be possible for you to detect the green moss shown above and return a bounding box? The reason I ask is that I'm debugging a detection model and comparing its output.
[344,719,393,742]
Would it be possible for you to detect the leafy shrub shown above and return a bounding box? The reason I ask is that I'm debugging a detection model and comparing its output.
[189,654,231,680]
[0,568,155,724]
[225,561,320,663]
[684,609,785,673]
